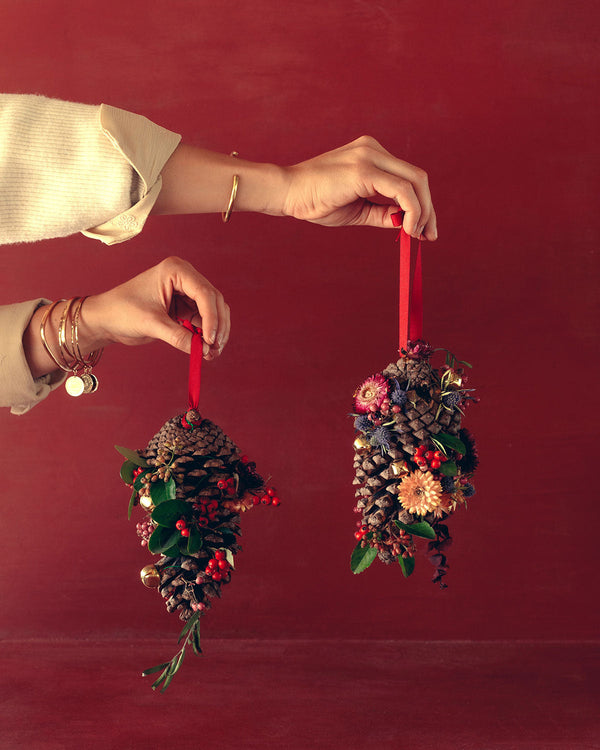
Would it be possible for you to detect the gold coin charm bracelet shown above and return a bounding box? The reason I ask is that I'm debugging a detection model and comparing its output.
[40,297,103,397]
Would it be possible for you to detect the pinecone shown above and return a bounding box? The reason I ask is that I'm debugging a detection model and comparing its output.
[139,409,259,621]
[353,350,464,565]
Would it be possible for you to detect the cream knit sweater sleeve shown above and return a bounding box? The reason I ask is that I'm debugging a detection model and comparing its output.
[0,94,182,413]
[0,94,181,244]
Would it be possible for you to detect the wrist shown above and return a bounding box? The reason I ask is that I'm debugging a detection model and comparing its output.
[74,294,114,352]
[235,161,291,217]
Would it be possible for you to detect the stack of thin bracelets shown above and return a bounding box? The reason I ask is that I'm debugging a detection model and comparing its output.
[39,297,103,397]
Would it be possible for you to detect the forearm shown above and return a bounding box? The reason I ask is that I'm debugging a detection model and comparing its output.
[151,144,290,218]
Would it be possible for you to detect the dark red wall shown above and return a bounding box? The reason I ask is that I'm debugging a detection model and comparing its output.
[0,0,597,642]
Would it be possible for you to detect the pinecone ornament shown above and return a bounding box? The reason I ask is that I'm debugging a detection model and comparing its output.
[118,407,280,690]
[351,343,478,586]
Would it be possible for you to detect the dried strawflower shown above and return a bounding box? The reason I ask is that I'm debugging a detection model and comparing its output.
[354,374,389,414]
[397,471,441,516]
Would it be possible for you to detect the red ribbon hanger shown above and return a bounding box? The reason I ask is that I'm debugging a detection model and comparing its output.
[178,319,203,410]
[392,213,423,353]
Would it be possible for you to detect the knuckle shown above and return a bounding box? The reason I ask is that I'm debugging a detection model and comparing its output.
[354,134,379,149]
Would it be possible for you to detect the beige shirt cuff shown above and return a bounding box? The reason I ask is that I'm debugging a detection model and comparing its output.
[0,299,66,415]
[82,104,181,245]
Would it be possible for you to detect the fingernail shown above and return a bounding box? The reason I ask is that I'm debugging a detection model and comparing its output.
[202,342,210,357]
[208,329,217,345]
[417,225,425,237]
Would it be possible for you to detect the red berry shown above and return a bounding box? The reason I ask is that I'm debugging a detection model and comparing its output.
[361,525,368,532]
[261,494,271,505]
[208,512,218,521]
[227,477,235,487]
[217,480,227,489]
[205,567,212,575]
[240,455,250,464]
[430,459,441,469]
[356,521,362,528]
[197,517,209,527]
[272,498,281,506]
[214,550,226,560]
[425,451,434,460]
[208,559,218,570]
[392,405,401,413]
[354,531,362,540]
[208,501,219,512]
[211,572,222,582]
[267,487,276,497]
[433,451,443,459]
[217,559,228,570]
[175,519,187,530]
[252,496,261,506]
[180,528,190,537]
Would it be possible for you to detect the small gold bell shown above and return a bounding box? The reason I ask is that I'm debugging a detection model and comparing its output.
[140,564,161,588]
[445,369,463,389]
[391,460,410,477]
[353,435,371,452]
[139,494,155,512]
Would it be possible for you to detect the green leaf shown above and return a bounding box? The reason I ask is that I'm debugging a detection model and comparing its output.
[350,544,378,574]
[398,554,416,577]
[458,360,473,368]
[120,460,137,484]
[433,433,466,455]
[141,661,170,677]
[151,666,170,690]
[148,525,181,554]
[440,460,458,477]
[178,611,200,644]
[187,526,204,555]
[149,477,177,506]
[127,488,137,521]
[115,445,148,467]
[151,499,190,527]
[162,544,181,559]
[192,624,203,656]
[394,520,436,539]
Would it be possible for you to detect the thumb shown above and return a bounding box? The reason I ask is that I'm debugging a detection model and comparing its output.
[153,316,194,354]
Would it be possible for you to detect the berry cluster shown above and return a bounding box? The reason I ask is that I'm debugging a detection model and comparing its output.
[197,550,231,584]
[136,519,154,546]
[253,487,281,506]
[190,498,220,526]
[354,522,369,541]
[413,444,448,471]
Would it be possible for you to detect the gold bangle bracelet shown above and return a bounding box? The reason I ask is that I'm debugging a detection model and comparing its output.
[40,300,72,372]
[222,151,239,224]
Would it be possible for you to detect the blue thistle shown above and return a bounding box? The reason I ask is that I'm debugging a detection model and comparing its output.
[391,381,408,407]
[371,426,393,450]
[354,414,372,433]
[440,476,455,494]
[463,483,476,497]
[442,391,462,409]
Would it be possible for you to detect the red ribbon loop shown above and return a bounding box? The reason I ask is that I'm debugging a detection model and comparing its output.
[178,319,203,410]
[393,216,423,353]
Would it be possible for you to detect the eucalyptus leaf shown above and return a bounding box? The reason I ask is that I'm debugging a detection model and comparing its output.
[192,625,203,656]
[394,519,436,539]
[433,433,466,455]
[151,499,190,527]
[398,554,416,577]
[127,488,137,521]
[350,544,378,574]
[120,460,137,484]
[178,611,200,644]
[151,667,170,690]
[115,445,148,468]
[148,526,181,555]
[149,478,177,506]
[141,662,170,677]
[440,461,458,477]
[187,526,203,554]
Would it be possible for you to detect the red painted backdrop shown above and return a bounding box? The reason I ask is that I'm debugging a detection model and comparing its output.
[0,0,597,643]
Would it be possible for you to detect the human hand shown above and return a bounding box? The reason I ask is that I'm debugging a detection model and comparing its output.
[281,135,437,240]
[81,257,230,361]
